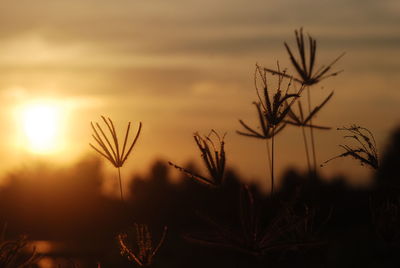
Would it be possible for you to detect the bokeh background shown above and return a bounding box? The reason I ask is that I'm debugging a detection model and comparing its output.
[0,0,399,191]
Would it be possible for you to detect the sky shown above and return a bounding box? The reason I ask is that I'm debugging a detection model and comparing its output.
[0,0,399,190]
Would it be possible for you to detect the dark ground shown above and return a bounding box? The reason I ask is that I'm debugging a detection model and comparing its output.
[0,126,399,267]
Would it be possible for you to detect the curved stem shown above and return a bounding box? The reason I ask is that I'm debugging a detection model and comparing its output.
[271,126,275,195]
[118,167,124,202]
[301,125,311,174]
[265,139,272,186]
[307,87,317,177]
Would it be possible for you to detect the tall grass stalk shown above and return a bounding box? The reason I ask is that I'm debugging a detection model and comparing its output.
[117,167,124,202]
[306,87,317,176]
[270,126,275,194]
[90,116,142,201]
[285,92,333,175]
[169,130,226,187]
[301,125,312,173]
[238,64,302,195]
[265,139,272,185]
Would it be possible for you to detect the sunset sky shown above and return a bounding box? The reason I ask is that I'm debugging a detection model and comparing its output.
[0,0,399,190]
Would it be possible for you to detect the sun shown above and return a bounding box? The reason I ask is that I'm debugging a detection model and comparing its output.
[20,102,62,154]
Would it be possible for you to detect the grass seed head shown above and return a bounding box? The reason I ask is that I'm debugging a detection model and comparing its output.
[284,91,334,130]
[238,64,302,139]
[321,125,379,169]
[264,28,345,86]
[169,130,226,187]
[89,116,142,168]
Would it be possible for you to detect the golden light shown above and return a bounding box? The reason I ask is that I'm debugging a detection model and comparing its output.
[19,101,63,154]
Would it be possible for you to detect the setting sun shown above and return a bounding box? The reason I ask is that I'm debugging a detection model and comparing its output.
[20,102,62,154]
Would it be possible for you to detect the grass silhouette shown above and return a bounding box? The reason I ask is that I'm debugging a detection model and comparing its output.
[264,28,344,176]
[1,28,399,268]
[168,130,226,187]
[322,125,379,169]
[238,64,302,194]
[284,91,333,172]
[90,116,142,201]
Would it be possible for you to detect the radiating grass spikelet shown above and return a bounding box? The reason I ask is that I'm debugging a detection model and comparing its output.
[284,91,333,130]
[90,116,142,168]
[253,64,302,127]
[322,125,379,169]
[264,28,345,86]
[169,130,226,187]
[90,116,142,201]
[237,101,286,139]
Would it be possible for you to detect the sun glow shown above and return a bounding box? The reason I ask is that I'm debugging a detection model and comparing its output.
[20,102,63,154]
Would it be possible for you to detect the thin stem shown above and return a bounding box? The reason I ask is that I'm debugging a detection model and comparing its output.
[265,139,272,187]
[307,87,317,177]
[270,126,275,195]
[301,125,311,174]
[118,167,124,202]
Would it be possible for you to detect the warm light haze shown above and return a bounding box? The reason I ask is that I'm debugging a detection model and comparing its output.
[0,0,399,187]
[20,102,61,154]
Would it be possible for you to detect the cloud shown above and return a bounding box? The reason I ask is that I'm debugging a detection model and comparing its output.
[1,0,398,51]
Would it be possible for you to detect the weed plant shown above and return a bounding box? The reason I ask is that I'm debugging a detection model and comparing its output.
[90,116,142,201]
[264,28,344,175]
[168,130,226,187]
[322,125,379,169]
[238,64,302,194]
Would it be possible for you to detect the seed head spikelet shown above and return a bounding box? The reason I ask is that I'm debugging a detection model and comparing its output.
[237,102,286,139]
[322,125,379,169]
[264,28,344,86]
[238,64,302,139]
[169,130,226,187]
[284,91,333,129]
[89,116,142,168]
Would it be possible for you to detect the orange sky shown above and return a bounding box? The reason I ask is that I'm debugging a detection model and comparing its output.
[0,0,399,190]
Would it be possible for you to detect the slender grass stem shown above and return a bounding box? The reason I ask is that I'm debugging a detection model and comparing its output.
[301,125,311,174]
[307,87,317,177]
[310,127,317,176]
[265,139,272,187]
[118,167,124,202]
[270,126,275,195]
